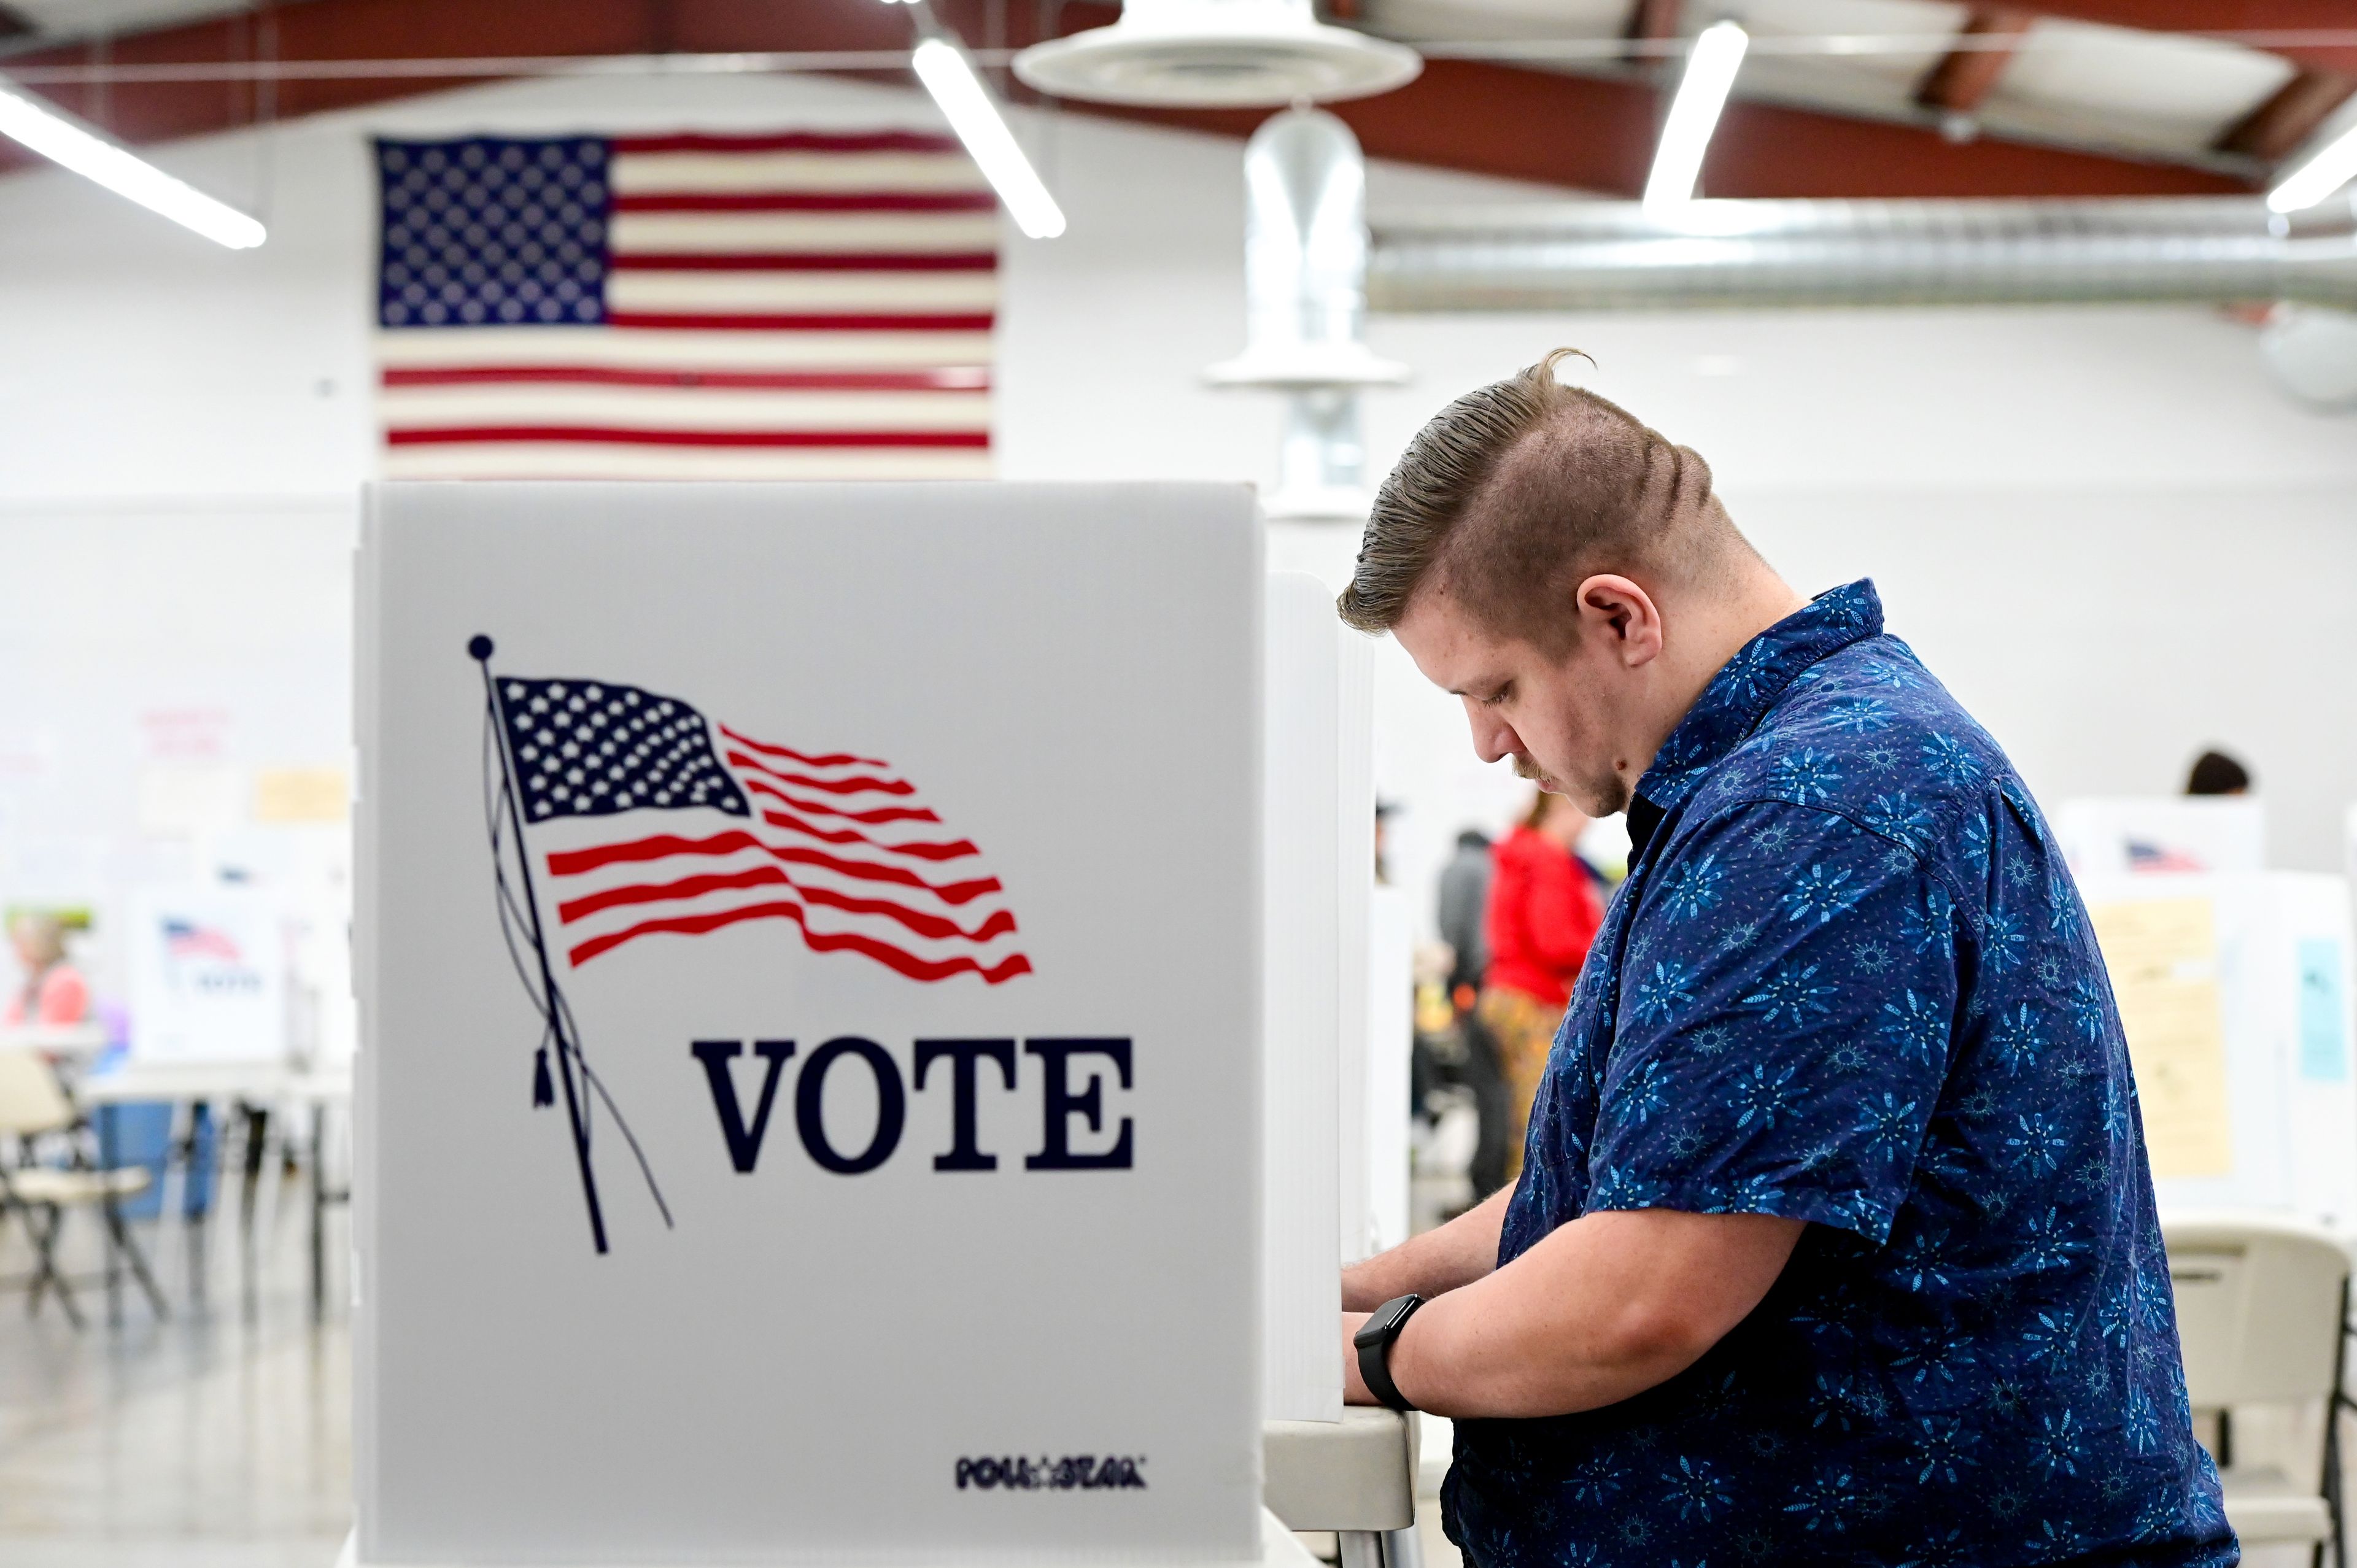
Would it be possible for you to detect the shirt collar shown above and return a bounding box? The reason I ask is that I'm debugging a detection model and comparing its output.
[1625,579,1884,859]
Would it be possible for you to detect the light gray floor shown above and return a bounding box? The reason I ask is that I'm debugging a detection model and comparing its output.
[0,1148,2332,1568]
[0,1165,350,1568]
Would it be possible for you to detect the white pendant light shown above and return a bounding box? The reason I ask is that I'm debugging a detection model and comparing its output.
[1015,0,1420,109]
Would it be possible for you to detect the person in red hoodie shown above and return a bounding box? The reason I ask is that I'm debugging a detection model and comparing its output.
[1476,790,1602,1183]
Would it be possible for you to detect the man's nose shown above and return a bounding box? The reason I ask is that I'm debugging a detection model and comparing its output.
[1463,700,1517,765]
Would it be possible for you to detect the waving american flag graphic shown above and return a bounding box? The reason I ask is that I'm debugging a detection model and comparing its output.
[492,668,1031,986]
[466,635,1028,1254]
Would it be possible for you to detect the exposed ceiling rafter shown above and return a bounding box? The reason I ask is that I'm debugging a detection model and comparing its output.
[0,0,2256,200]
[2216,66,2357,159]
[1915,7,2037,116]
[1980,0,2357,76]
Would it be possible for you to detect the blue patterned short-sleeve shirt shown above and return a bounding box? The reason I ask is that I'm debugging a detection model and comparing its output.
[1441,582,2234,1568]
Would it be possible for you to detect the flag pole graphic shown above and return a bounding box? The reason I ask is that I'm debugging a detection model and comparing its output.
[471,635,610,1255]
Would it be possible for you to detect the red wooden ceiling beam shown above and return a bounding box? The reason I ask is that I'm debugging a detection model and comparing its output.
[1915,8,2038,114]
[2215,67,2356,159]
[1623,0,1682,66]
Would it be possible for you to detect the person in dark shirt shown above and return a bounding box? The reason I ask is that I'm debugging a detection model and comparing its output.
[1436,830,1512,1197]
[1330,352,2231,1567]
[1436,829,1493,1000]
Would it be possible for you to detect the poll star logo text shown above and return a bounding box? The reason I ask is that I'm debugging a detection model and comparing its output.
[691,1037,1134,1174]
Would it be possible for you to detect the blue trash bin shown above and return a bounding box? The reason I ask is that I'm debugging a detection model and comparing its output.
[93,1100,217,1221]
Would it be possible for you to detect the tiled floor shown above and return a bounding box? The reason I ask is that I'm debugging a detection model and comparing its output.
[0,1166,2333,1568]
[0,1173,350,1568]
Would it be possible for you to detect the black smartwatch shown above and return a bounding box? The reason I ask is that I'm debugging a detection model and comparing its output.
[1354,1294,1425,1413]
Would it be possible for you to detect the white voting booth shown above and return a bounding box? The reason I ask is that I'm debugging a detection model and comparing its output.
[2057,797,2266,878]
[2080,870,2357,1227]
[356,483,1281,1565]
[127,884,288,1065]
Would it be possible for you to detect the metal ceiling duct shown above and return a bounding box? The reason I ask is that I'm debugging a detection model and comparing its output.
[1366,196,2357,313]
[1207,108,1406,522]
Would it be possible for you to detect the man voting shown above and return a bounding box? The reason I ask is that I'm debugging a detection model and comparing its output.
[1333,353,2234,1567]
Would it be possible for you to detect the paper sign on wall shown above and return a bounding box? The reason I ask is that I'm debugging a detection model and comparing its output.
[2088,897,2233,1178]
[2299,937,2348,1083]
[357,482,1264,1565]
[254,767,349,823]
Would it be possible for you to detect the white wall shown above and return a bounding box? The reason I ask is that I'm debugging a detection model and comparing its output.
[0,66,2351,989]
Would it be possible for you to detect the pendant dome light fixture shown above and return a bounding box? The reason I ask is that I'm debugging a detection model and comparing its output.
[1013,0,1420,109]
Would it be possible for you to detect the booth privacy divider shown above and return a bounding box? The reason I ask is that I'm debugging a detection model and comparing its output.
[355,482,1266,1564]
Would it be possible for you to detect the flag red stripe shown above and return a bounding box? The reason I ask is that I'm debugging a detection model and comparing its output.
[602,311,994,333]
[559,863,1018,944]
[557,863,790,924]
[797,882,1019,943]
[612,191,996,214]
[570,900,1032,984]
[718,725,886,768]
[381,366,991,393]
[385,427,991,450]
[725,749,915,795]
[544,831,1000,905]
[759,806,977,862]
[739,776,940,826]
[610,132,964,155]
[609,252,997,272]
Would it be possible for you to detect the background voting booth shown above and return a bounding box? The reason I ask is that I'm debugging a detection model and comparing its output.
[126,886,288,1066]
[2082,870,2357,1226]
[359,481,1396,1566]
[2064,797,2357,1226]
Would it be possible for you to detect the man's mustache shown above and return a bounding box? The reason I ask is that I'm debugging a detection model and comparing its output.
[1511,754,1544,781]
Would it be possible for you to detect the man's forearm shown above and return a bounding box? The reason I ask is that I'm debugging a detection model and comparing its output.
[1341,1186,1511,1311]
[1355,1209,1805,1419]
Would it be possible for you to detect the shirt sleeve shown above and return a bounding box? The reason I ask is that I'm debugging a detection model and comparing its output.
[1584,801,1959,1246]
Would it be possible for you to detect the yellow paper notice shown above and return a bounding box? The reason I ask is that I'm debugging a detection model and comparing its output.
[2088,897,2231,1178]
[253,768,349,824]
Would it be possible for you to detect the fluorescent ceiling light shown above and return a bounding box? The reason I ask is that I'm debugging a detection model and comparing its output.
[911,35,1067,240]
[2267,121,2357,215]
[0,81,265,249]
[1643,21,1749,221]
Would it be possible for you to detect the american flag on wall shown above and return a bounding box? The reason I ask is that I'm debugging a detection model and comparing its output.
[372,132,997,480]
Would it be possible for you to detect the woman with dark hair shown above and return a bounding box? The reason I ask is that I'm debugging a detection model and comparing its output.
[1476,790,1603,1183]
[2185,749,2251,796]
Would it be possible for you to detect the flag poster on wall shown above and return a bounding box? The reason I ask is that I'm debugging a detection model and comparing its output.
[355,482,1263,1564]
[371,132,997,480]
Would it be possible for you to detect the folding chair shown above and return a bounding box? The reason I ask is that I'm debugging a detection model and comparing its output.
[0,1048,168,1327]
[2164,1208,2351,1568]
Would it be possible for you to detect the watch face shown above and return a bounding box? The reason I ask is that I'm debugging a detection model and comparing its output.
[1360,1295,1415,1345]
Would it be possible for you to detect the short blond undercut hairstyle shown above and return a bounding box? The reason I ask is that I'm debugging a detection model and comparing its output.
[1337,350,1754,650]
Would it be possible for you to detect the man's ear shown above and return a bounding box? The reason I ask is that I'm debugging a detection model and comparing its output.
[1577,574,1665,669]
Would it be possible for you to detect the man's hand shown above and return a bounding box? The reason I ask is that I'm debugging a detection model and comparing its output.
[1343,1208,1803,1418]
[1341,1312,1373,1404]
